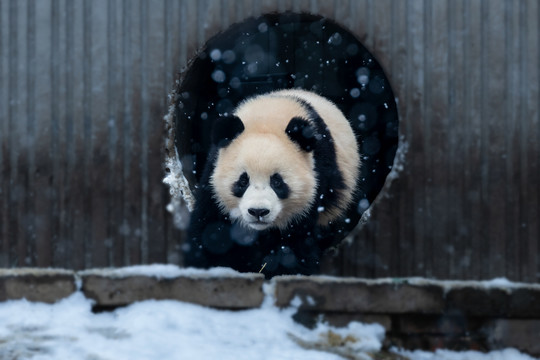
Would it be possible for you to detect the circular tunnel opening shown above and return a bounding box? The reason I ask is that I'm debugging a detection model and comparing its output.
[173,12,399,245]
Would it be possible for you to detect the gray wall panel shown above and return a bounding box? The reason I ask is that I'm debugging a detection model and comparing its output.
[0,0,538,282]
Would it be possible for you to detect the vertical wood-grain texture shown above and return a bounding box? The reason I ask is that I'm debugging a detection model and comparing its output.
[0,0,538,282]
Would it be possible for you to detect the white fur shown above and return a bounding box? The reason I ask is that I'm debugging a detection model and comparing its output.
[238,184,282,230]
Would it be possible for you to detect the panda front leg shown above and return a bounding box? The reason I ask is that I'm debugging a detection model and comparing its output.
[257,210,322,277]
[288,205,329,275]
[184,181,233,269]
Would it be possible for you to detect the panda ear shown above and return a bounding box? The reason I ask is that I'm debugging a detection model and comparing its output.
[285,117,317,152]
[212,114,245,148]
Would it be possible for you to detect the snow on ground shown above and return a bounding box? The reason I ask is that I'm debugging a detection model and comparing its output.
[394,349,536,360]
[0,290,380,360]
[0,268,537,360]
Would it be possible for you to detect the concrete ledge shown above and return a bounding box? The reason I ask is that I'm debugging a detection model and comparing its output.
[486,319,540,355]
[79,268,265,309]
[273,276,445,314]
[446,286,540,318]
[396,314,485,335]
[0,268,76,303]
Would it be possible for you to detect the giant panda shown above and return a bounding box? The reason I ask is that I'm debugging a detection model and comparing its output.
[184,89,360,278]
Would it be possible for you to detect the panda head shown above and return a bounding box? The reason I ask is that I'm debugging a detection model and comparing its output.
[209,113,318,231]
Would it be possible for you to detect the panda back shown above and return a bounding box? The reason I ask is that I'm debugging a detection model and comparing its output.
[273,89,360,225]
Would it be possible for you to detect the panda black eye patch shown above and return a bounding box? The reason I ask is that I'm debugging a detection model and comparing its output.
[232,172,250,197]
[270,173,290,199]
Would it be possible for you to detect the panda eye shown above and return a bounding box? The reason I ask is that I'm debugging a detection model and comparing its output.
[232,172,250,197]
[270,174,284,188]
[238,172,249,187]
[270,173,290,199]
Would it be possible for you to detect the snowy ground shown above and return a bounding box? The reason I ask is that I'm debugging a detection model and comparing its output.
[0,284,535,360]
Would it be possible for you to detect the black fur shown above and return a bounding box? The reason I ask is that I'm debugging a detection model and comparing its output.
[270,173,289,199]
[291,97,346,217]
[185,95,347,278]
[285,117,317,152]
[211,115,244,148]
[232,172,249,197]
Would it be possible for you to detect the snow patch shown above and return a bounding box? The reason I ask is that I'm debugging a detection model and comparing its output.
[0,292,345,360]
[163,98,195,230]
[79,264,255,280]
[393,348,537,360]
[294,275,540,297]
[385,135,408,182]
[262,280,278,308]
[0,268,73,277]
[404,277,540,295]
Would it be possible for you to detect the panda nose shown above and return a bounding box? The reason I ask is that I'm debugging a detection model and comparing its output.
[248,208,270,218]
